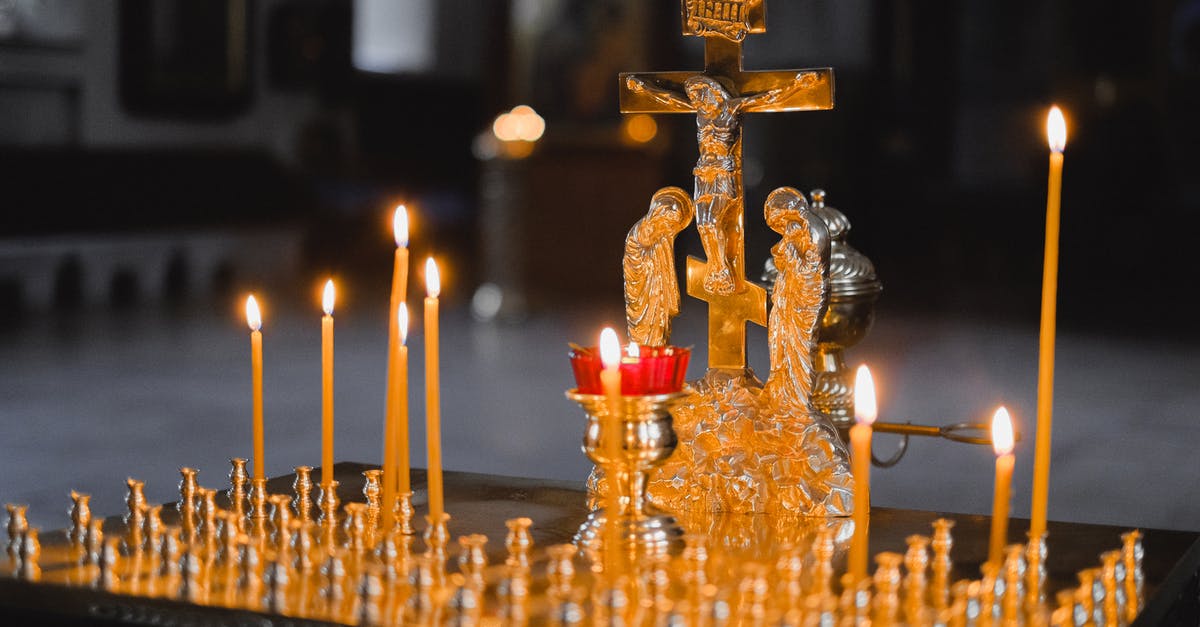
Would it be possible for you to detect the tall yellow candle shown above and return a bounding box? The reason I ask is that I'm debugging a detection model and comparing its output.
[989,407,1016,565]
[848,364,876,581]
[423,258,444,521]
[598,327,623,572]
[1030,107,1067,540]
[321,279,336,486]
[393,305,410,508]
[383,206,410,528]
[382,304,409,531]
[246,295,265,481]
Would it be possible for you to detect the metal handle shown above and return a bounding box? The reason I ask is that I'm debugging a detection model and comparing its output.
[864,420,1022,467]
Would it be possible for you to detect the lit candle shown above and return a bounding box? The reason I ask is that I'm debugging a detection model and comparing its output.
[600,329,623,414]
[989,407,1016,565]
[397,304,410,487]
[423,258,444,522]
[1030,107,1067,540]
[246,295,265,481]
[384,206,410,522]
[848,364,876,581]
[598,327,622,570]
[321,279,335,486]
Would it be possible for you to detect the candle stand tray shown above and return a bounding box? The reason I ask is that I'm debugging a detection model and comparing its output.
[2,464,1198,626]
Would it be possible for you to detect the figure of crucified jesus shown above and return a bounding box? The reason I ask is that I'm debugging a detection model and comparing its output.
[624,72,815,295]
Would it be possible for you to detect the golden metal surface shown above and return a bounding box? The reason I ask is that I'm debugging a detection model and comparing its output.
[656,195,854,516]
[685,255,766,369]
[761,187,829,414]
[618,0,854,516]
[0,466,1160,625]
[619,3,833,369]
[568,390,688,556]
[682,0,765,41]
[291,464,312,521]
[623,187,694,346]
[228,459,249,524]
[622,69,825,304]
[620,69,833,115]
[619,6,825,364]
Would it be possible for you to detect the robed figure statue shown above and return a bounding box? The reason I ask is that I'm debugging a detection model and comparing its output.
[762,187,829,412]
[760,186,853,515]
[623,187,694,346]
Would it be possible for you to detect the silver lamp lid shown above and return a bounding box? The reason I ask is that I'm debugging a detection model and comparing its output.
[809,189,881,301]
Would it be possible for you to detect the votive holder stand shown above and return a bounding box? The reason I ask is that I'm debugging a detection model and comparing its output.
[565,389,687,558]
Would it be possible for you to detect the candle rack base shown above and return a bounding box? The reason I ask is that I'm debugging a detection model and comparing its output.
[317,481,340,526]
[247,479,268,521]
[1,464,1181,626]
[423,513,450,553]
[640,369,854,516]
[394,492,415,536]
[291,466,313,520]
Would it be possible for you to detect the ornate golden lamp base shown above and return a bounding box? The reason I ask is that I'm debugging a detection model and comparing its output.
[566,390,688,557]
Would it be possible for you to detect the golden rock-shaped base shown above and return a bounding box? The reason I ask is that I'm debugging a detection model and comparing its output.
[591,369,854,517]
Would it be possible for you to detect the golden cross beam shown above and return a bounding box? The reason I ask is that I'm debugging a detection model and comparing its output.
[618,0,834,371]
[619,38,834,115]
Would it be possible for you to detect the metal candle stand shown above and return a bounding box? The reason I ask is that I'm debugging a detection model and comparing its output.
[0,463,1157,625]
[566,390,688,557]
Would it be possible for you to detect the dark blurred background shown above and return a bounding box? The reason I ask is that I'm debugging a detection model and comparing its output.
[3,0,1199,324]
[2,0,1199,531]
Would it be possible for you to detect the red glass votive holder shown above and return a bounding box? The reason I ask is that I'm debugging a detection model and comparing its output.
[568,344,691,395]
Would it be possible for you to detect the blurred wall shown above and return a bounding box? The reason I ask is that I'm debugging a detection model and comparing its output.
[0,0,320,162]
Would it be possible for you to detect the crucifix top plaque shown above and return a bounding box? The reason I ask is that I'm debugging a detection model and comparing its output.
[680,0,766,41]
[618,0,834,371]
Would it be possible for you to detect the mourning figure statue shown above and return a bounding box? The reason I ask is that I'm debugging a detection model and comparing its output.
[623,187,694,345]
[761,186,830,412]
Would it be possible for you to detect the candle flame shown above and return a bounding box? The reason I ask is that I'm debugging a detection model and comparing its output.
[599,328,621,370]
[854,365,877,426]
[425,257,440,298]
[992,406,1015,456]
[322,279,335,316]
[393,205,409,247]
[398,302,408,346]
[245,295,262,331]
[628,342,640,359]
[1047,106,1067,153]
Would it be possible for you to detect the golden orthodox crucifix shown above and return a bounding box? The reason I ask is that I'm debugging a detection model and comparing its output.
[619,0,834,371]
